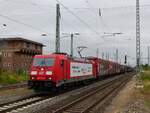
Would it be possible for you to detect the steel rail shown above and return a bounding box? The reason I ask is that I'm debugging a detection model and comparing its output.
[0,95,50,113]
[53,75,129,113]
[82,76,131,113]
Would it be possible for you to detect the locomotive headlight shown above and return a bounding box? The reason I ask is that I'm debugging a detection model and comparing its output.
[30,71,37,75]
[48,77,51,80]
[46,71,52,75]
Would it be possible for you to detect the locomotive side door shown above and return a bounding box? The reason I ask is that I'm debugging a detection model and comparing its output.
[61,60,68,80]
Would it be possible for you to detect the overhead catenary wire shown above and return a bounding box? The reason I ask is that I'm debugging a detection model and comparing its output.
[60,11,80,35]
[0,0,103,39]
[6,0,56,10]
[85,0,111,32]
[11,0,149,10]
[6,0,150,11]
[55,0,105,40]
[0,0,147,42]
[71,4,150,10]
[11,0,150,10]
[0,14,51,34]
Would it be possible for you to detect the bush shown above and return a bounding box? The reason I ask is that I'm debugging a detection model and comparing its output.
[0,71,28,85]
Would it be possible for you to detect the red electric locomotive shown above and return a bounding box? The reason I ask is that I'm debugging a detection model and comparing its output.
[28,53,123,91]
[28,53,96,90]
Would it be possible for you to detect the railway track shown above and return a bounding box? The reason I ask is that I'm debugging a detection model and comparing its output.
[0,73,133,113]
[0,95,52,113]
[53,75,131,113]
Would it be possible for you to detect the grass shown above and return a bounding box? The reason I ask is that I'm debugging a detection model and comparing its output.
[140,70,150,93]
[139,67,150,108]
[145,100,150,108]
[0,70,28,85]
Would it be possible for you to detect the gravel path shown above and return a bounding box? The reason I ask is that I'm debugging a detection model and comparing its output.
[118,99,150,113]
[104,76,150,113]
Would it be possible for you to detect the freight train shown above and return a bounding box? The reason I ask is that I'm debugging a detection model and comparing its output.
[28,53,129,91]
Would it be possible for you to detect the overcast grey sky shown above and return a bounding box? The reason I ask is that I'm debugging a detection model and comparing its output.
[0,0,150,65]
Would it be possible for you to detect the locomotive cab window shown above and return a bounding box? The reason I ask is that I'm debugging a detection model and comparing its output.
[33,58,54,66]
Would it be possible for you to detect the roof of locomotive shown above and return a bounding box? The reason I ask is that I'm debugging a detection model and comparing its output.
[34,53,91,62]
[34,53,69,59]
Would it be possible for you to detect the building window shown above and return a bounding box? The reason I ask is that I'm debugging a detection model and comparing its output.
[0,52,2,56]
[3,52,8,57]
[3,63,11,67]
[8,63,11,67]
[23,42,26,48]
[13,64,16,67]
[37,46,41,51]
[27,43,30,48]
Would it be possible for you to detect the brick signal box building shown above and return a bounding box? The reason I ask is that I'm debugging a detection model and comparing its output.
[0,38,44,72]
